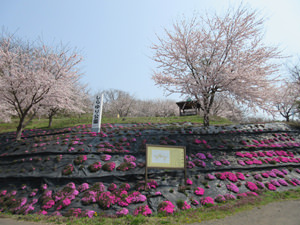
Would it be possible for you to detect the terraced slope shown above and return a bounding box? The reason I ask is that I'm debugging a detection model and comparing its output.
[0,122,300,217]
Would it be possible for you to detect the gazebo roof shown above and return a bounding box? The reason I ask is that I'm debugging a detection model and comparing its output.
[176,100,201,109]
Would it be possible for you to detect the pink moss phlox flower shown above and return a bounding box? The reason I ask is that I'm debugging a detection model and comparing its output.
[116,208,129,216]
[193,159,206,168]
[261,172,269,178]
[215,172,226,180]
[98,191,116,209]
[244,160,253,165]
[101,154,112,161]
[214,195,226,203]
[238,160,246,166]
[42,199,55,210]
[0,190,7,196]
[81,191,97,205]
[108,183,117,192]
[187,161,196,169]
[158,201,175,214]
[221,159,230,165]
[236,152,244,157]
[213,161,222,166]
[206,153,213,159]
[62,164,74,175]
[226,183,239,193]
[155,191,162,196]
[181,201,191,210]
[84,210,95,218]
[78,183,89,192]
[37,210,48,215]
[224,172,238,182]
[191,199,199,205]
[29,188,38,197]
[41,184,47,190]
[291,178,300,185]
[224,194,236,201]
[127,191,147,203]
[68,147,75,152]
[200,196,214,206]
[253,159,262,165]
[267,171,277,178]
[43,190,52,198]
[278,179,288,186]
[102,162,116,172]
[270,180,280,187]
[245,181,258,191]
[266,183,276,191]
[134,205,152,216]
[237,193,247,198]
[119,183,131,191]
[246,191,258,197]
[194,187,205,196]
[194,139,202,144]
[205,174,216,180]
[186,179,193,185]
[124,155,136,163]
[66,208,82,217]
[236,172,245,181]
[196,153,206,159]
[255,181,265,189]
[147,180,158,189]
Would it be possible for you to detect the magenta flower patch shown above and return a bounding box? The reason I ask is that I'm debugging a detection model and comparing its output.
[134,205,152,216]
[62,164,74,175]
[245,181,258,191]
[226,183,239,193]
[194,187,205,196]
[88,162,102,172]
[200,196,214,206]
[102,162,116,172]
[158,201,175,214]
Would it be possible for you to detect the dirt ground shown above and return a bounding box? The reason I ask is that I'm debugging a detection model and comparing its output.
[190,199,300,225]
[0,199,300,225]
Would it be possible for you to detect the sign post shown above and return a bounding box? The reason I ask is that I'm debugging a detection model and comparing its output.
[91,94,103,133]
[145,144,186,189]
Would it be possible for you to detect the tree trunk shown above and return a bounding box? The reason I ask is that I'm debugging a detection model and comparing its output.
[16,116,25,141]
[48,115,53,128]
[286,115,290,122]
[203,112,210,127]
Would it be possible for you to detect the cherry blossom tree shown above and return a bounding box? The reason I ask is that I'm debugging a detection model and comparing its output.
[0,35,83,140]
[151,5,282,126]
[130,99,177,117]
[210,94,244,122]
[39,82,90,128]
[103,89,135,117]
[273,82,300,122]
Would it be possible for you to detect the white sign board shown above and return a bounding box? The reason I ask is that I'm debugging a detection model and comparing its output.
[91,94,103,133]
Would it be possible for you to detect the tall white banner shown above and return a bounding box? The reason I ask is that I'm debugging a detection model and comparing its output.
[91,94,103,133]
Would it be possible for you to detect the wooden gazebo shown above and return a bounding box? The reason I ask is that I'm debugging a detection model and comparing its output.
[176,99,201,116]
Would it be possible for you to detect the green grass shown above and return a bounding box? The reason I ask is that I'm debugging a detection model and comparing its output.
[0,114,232,134]
[1,188,300,225]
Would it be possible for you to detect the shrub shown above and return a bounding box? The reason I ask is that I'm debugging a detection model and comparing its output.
[158,201,175,215]
[62,164,74,176]
[102,162,116,172]
[134,205,152,216]
[88,162,102,172]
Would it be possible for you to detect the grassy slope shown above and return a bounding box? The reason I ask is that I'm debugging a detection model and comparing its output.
[0,114,232,134]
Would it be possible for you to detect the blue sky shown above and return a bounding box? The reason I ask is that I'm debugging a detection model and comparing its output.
[1,0,300,101]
